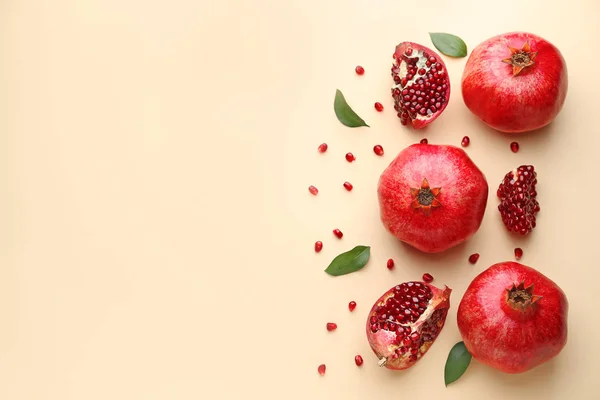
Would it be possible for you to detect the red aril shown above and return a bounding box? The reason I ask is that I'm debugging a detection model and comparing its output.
[377,144,489,253]
[355,355,364,366]
[326,322,337,332]
[314,241,323,253]
[457,261,568,373]
[462,32,568,133]
[468,253,480,264]
[317,364,326,375]
[366,281,451,370]
[515,247,523,260]
[348,301,357,312]
[374,102,384,112]
[422,273,433,283]
[391,42,450,129]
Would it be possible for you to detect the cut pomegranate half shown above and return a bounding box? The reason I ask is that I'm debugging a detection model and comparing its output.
[366,281,451,370]
[391,42,451,129]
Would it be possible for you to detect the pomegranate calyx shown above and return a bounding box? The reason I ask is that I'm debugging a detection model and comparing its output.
[410,178,442,215]
[501,41,538,76]
[506,280,542,310]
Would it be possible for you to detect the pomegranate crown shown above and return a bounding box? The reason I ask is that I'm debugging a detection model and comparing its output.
[506,281,542,311]
[501,40,538,76]
[410,178,442,215]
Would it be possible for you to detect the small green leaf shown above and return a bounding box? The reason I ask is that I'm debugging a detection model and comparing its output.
[429,32,468,58]
[324,245,370,276]
[334,89,369,128]
[444,341,472,386]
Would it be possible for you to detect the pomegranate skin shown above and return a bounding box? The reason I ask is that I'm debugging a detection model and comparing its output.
[457,262,568,374]
[461,32,568,133]
[377,144,488,253]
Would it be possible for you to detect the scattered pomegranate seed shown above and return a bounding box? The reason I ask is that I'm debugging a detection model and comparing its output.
[326,322,338,331]
[355,355,364,366]
[510,142,520,153]
[420,138,428,144]
[355,65,365,75]
[373,145,384,156]
[348,301,357,312]
[314,241,323,253]
[308,185,318,195]
[468,253,480,264]
[387,258,395,270]
[318,364,326,376]
[461,136,470,147]
[422,273,434,283]
[515,247,523,260]
[374,102,384,112]
[333,229,343,239]
[345,152,356,162]
[318,143,328,153]
[343,181,353,191]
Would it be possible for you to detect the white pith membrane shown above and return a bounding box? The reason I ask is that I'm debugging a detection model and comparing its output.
[368,283,449,367]
[391,47,448,126]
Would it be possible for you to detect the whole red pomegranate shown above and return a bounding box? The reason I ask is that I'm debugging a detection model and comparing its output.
[457,262,568,374]
[462,32,568,133]
[391,42,450,129]
[366,281,451,370]
[377,144,488,253]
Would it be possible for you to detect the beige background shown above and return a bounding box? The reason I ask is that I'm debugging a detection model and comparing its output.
[0,0,598,398]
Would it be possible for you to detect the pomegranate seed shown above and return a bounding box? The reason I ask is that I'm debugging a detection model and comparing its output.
[345,152,356,162]
[422,273,434,283]
[318,364,326,375]
[314,241,323,253]
[510,142,520,153]
[355,65,365,75]
[515,247,523,260]
[468,253,480,264]
[308,185,318,195]
[343,181,353,191]
[318,143,328,153]
[354,355,364,366]
[333,229,343,239]
[326,322,337,331]
[373,145,384,156]
[348,301,357,312]
[374,102,384,112]
[461,136,470,147]
[420,138,428,144]
[387,259,395,270]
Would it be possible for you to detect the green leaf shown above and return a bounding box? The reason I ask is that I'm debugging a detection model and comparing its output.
[324,245,370,276]
[444,341,472,386]
[334,89,369,128]
[429,32,468,58]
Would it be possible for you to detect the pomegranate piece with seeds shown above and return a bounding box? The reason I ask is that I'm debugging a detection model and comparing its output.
[366,281,451,370]
[497,165,539,235]
[391,42,451,129]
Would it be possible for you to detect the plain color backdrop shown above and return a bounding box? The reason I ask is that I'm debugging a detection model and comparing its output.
[1,0,599,398]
